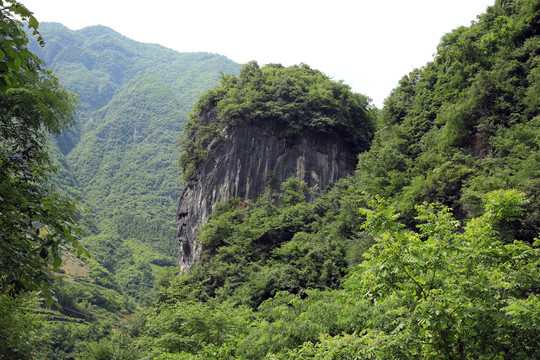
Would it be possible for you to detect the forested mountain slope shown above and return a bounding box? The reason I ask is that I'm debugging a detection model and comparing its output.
[111,1,540,359]
[356,0,540,238]
[28,23,242,299]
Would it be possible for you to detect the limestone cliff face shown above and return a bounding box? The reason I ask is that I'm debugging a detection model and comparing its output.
[176,118,357,271]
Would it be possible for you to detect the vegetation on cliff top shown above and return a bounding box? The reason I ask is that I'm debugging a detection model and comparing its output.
[179,62,376,180]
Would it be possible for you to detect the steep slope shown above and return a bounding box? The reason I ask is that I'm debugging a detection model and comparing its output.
[355,0,540,239]
[176,62,375,271]
[28,23,242,298]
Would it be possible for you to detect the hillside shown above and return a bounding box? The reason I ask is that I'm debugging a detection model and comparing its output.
[2,0,539,358]
[117,1,539,359]
[27,23,242,300]
[357,0,540,238]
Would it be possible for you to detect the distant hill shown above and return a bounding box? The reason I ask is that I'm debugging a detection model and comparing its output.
[28,23,242,299]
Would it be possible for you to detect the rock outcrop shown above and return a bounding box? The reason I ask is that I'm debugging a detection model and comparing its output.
[176,118,358,271]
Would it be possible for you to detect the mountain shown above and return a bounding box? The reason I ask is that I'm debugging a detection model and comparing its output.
[176,62,375,271]
[117,1,539,359]
[10,0,540,357]
[28,23,242,299]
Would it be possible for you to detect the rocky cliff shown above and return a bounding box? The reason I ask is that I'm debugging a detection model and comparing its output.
[176,118,357,271]
[175,62,375,271]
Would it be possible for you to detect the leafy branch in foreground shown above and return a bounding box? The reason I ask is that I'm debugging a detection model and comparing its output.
[335,189,540,359]
[0,0,44,90]
[0,1,88,304]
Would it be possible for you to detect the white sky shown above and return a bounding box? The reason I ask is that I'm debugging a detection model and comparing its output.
[22,0,494,108]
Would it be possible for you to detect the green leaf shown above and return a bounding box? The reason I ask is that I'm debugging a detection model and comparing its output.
[28,15,39,30]
[31,220,43,230]
[43,288,52,298]
[53,256,62,269]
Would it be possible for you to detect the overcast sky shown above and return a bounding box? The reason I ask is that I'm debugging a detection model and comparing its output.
[23,0,494,107]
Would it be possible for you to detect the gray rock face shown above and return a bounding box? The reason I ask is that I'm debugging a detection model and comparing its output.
[176,119,357,271]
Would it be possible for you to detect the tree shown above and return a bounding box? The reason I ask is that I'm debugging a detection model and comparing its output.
[0,0,43,90]
[0,0,88,303]
[0,290,48,359]
[339,189,540,359]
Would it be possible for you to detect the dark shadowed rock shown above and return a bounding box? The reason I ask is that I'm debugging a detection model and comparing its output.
[176,117,357,271]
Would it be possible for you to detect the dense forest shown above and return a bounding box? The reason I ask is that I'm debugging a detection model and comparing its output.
[1,0,540,359]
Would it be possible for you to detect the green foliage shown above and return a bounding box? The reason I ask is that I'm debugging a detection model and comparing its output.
[0,289,47,359]
[235,289,368,359]
[358,0,540,236]
[0,0,43,90]
[179,61,375,179]
[52,278,136,319]
[43,318,140,360]
[337,189,540,359]
[133,299,253,358]
[267,333,366,360]
[0,2,87,305]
